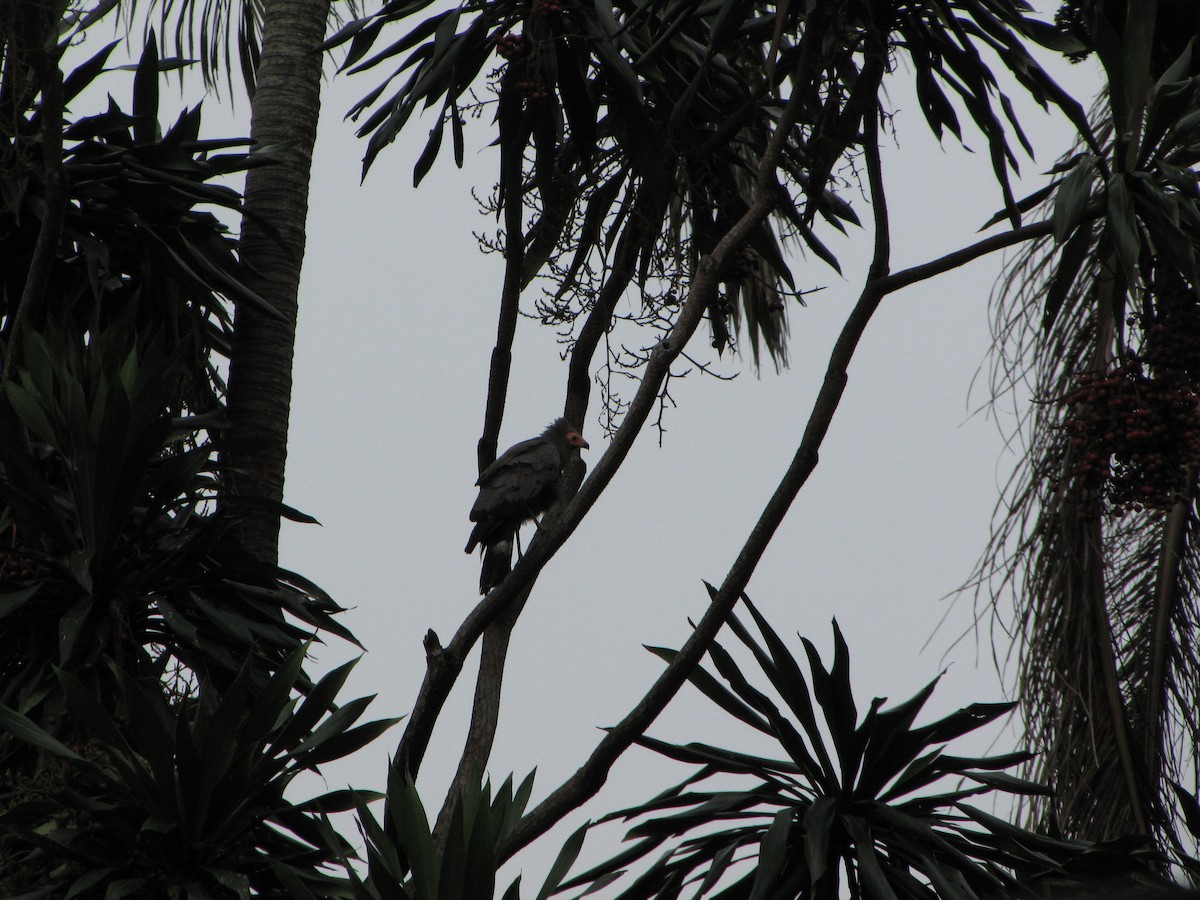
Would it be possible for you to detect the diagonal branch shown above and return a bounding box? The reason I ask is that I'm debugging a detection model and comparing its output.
[499,105,895,861]
[393,106,1077,805]
[877,206,1101,296]
[393,21,1083,805]
[498,105,1102,862]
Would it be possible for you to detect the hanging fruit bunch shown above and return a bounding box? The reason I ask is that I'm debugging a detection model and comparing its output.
[494,0,566,103]
[495,31,547,98]
[495,32,528,60]
[1057,286,1200,518]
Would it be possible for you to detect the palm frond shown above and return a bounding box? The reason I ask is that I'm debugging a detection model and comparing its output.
[102,0,363,98]
[327,0,1073,376]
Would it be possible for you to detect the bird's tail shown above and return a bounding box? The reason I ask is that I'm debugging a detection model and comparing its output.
[479,539,513,594]
[465,520,488,554]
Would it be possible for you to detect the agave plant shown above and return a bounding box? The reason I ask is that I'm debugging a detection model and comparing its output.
[345,770,587,900]
[0,25,353,721]
[0,318,354,699]
[0,649,396,898]
[0,26,375,893]
[557,593,1160,898]
[0,33,277,412]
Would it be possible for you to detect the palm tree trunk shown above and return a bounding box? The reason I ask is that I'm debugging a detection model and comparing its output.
[225,0,330,564]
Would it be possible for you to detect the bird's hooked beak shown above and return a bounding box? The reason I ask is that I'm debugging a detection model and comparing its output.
[569,432,590,450]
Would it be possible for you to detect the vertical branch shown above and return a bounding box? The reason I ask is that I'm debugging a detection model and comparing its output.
[432,71,629,843]
[432,95,527,840]
[477,79,526,472]
[431,590,527,851]
[434,174,659,851]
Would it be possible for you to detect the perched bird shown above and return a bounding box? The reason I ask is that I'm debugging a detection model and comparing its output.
[465,418,589,593]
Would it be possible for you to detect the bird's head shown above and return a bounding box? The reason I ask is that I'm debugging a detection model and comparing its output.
[546,418,590,451]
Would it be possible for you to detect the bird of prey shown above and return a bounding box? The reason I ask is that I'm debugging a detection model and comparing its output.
[465,418,589,593]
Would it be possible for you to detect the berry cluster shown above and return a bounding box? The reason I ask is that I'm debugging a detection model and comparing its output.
[1058,359,1200,517]
[512,77,550,99]
[496,33,529,59]
[0,550,39,582]
[1142,307,1200,380]
[539,0,563,13]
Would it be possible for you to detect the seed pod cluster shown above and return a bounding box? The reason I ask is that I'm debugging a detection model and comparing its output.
[496,33,529,59]
[1142,308,1200,381]
[1059,355,1200,518]
[0,550,39,582]
[514,79,550,100]
[1055,283,1200,518]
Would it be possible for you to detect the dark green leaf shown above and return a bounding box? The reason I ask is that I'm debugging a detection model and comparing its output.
[844,816,899,900]
[646,644,772,733]
[1051,155,1095,244]
[1104,174,1141,284]
[0,706,84,760]
[63,41,120,103]
[1044,224,1092,332]
[414,109,446,187]
[803,794,837,888]
[535,821,590,900]
[748,807,793,899]
[132,32,160,144]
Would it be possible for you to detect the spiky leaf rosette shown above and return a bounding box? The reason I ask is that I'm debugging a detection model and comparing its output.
[555,597,1160,898]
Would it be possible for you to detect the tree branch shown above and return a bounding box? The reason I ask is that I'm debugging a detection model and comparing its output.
[879,215,1068,295]
[477,78,526,473]
[394,9,1080,809]
[498,101,1105,858]
[391,56,812,785]
[499,105,896,863]
[432,587,528,853]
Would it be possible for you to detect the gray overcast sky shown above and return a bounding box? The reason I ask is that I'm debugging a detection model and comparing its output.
[141,6,1108,888]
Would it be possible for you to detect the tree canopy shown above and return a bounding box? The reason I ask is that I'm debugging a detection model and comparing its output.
[2,0,1199,897]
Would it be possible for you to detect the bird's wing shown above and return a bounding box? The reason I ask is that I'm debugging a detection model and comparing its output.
[470,438,561,521]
